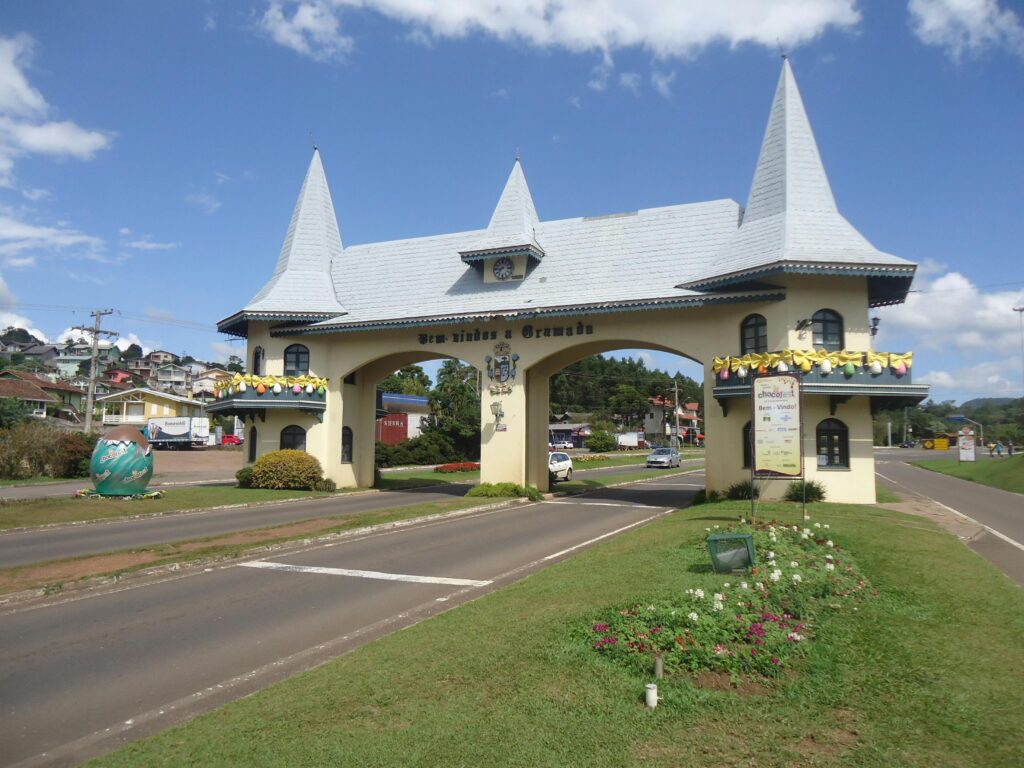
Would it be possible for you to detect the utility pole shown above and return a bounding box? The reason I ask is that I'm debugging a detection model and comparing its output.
[1015,306,1024,398]
[673,379,680,449]
[72,309,116,434]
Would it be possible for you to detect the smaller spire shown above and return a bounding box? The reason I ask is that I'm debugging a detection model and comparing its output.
[458,158,545,265]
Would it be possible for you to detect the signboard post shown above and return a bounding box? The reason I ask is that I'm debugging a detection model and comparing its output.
[957,428,976,463]
[751,374,804,521]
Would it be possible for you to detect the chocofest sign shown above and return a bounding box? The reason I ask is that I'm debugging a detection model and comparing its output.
[752,374,803,478]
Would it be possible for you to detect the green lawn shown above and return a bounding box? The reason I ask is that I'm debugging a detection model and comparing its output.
[555,466,698,494]
[0,475,69,488]
[912,454,1024,494]
[92,497,1024,767]
[0,486,340,531]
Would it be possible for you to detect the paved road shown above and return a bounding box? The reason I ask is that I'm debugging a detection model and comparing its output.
[0,474,699,767]
[0,462,702,569]
[875,449,1024,585]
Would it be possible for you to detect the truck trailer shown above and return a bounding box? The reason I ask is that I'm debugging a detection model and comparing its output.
[146,417,210,449]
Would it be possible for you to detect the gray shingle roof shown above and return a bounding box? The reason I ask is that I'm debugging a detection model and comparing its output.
[678,59,914,294]
[459,159,545,262]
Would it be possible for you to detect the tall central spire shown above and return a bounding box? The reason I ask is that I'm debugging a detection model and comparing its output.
[459,157,545,263]
[743,58,837,224]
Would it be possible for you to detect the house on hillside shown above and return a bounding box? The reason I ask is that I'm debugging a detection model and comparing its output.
[643,397,702,445]
[192,368,233,400]
[95,387,205,427]
[18,344,61,367]
[152,363,192,395]
[0,370,85,420]
[0,378,57,418]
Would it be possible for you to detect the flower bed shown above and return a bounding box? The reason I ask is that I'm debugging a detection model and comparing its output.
[434,462,481,473]
[587,520,868,678]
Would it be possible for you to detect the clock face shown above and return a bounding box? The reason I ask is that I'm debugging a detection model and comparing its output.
[492,257,514,281]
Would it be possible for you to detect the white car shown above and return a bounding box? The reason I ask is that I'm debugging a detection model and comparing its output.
[548,451,573,481]
[552,440,574,450]
[646,447,681,468]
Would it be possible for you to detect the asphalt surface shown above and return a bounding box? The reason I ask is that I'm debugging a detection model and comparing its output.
[875,448,1024,586]
[0,473,700,767]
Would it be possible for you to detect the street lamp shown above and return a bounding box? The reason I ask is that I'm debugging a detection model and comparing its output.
[489,400,504,425]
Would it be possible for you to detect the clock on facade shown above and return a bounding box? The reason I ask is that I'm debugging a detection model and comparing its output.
[492,256,514,280]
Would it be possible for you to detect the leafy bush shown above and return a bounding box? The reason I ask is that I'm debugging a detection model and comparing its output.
[0,397,30,429]
[375,430,462,468]
[785,480,827,503]
[585,430,616,453]
[434,462,480,473]
[235,466,253,488]
[726,480,760,500]
[49,431,94,478]
[249,449,324,490]
[313,478,337,492]
[0,421,53,479]
[466,482,543,502]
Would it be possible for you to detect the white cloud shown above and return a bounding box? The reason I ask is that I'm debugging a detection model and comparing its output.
[21,186,49,201]
[918,359,1022,399]
[568,95,583,109]
[0,34,113,186]
[185,190,222,214]
[145,308,177,324]
[0,271,47,341]
[909,0,1024,59]
[651,70,676,98]
[260,1,860,63]
[619,71,642,96]
[116,333,150,354]
[261,0,354,62]
[4,255,34,268]
[118,227,132,236]
[0,213,104,257]
[204,14,218,32]
[67,271,106,285]
[209,340,243,363]
[587,51,613,91]
[877,271,1024,354]
[125,237,180,251]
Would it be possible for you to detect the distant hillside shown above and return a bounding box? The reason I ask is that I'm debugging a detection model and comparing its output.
[961,397,1016,409]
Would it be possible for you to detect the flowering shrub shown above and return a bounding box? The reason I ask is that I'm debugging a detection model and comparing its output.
[587,521,868,678]
[434,462,481,473]
[573,454,611,463]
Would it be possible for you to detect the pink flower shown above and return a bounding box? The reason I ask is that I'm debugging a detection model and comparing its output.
[592,623,608,632]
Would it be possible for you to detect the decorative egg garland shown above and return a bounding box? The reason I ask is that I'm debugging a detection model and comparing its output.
[711,350,912,382]
[214,374,330,398]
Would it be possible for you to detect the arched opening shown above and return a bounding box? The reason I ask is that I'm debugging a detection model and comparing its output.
[341,426,353,463]
[742,420,752,469]
[740,314,767,355]
[251,346,264,377]
[248,426,258,463]
[284,344,310,377]
[812,309,843,352]
[816,418,849,468]
[280,424,307,451]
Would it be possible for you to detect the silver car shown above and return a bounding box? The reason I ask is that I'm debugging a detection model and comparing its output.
[549,451,573,481]
[646,447,681,468]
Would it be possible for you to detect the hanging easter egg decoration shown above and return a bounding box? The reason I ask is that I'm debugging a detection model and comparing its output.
[736,365,748,379]
[895,361,907,376]
[292,384,302,394]
[272,382,283,395]
[238,381,247,393]
[256,383,266,395]
[843,362,855,377]
[757,365,767,375]
[800,361,812,373]
[870,360,882,375]
[305,384,314,394]
[720,368,730,381]
[820,360,833,375]
[316,386,326,396]
[777,361,789,372]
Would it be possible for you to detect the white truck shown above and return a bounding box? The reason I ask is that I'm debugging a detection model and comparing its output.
[146,417,210,449]
[616,431,647,450]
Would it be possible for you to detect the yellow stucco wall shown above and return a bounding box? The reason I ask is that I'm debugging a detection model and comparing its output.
[238,274,881,503]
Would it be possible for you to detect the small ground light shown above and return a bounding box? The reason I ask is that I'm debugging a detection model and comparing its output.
[707,532,756,573]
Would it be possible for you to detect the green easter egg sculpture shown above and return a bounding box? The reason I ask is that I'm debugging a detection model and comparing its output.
[90,425,155,496]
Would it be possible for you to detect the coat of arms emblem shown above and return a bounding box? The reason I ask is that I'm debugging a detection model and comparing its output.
[485,342,519,393]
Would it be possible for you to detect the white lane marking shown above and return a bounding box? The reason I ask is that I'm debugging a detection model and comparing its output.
[241,561,492,587]
[543,511,670,561]
[543,500,662,509]
[634,483,705,488]
[875,471,1024,553]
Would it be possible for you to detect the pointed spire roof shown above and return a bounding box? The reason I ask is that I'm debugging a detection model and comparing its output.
[220,148,346,334]
[459,158,545,264]
[678,59,915,306]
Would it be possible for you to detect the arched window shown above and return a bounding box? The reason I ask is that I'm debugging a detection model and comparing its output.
[742,421,753,469]
[248,426,258,463]
[341,426,353,463]
[251,346,264,376]
[284,344,310,377]
[816,418,849,468]
[740,314,768,355]
[280,425,306,451]
[812,309,843,352]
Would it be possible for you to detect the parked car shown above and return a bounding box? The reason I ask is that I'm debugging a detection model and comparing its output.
[552,440,574,450]
[221,433,242,445]
[549,451,573,482]
[646,447,681,468]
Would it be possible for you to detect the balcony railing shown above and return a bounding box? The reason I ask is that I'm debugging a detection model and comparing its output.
[102,414,147,425]
[206,374,329,418]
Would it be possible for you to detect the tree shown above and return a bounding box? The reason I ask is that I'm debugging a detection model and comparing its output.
[121,343,144,360]
[379,364,432,396]
[427,360,480,459]
[0,397,29,428]
[226,355,245,373]
[609,384,649,429]
[1,327,42,346]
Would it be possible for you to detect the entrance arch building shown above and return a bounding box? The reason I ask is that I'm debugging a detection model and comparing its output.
[212,60,927,503]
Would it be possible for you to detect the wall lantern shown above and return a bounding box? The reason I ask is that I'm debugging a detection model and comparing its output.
[707,533,756,573]
[489,400,504,425]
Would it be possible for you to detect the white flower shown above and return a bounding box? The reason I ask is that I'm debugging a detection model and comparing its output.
[802,528,811,536]
[770,570,782,582]
[790,561,799,568]
[755,582,764,591]
[792,526,799,532]
[705,527,711,532]
[713,525,720,530]
[823,524,830,529]
[694,588,705,599]
[723,582,731,588]
[768,525,776,532]
[688,611,699,622]
[801,533,809,540]
[825,554,834,561]
[712,600,724,611]
[685,588,693,595]
[788,631,804,642]
[670,610,677,616]
[647,604,656,611]
[767,551,775,559]
[714,593,726,602]
[825,563,835,572]
[826,540,834,548]
[814,522,821,528]
[769,533,777,542]
[792,574,803,584]
[740,582,749,590]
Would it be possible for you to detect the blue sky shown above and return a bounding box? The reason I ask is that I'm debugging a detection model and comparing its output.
[0,0,1021,404]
